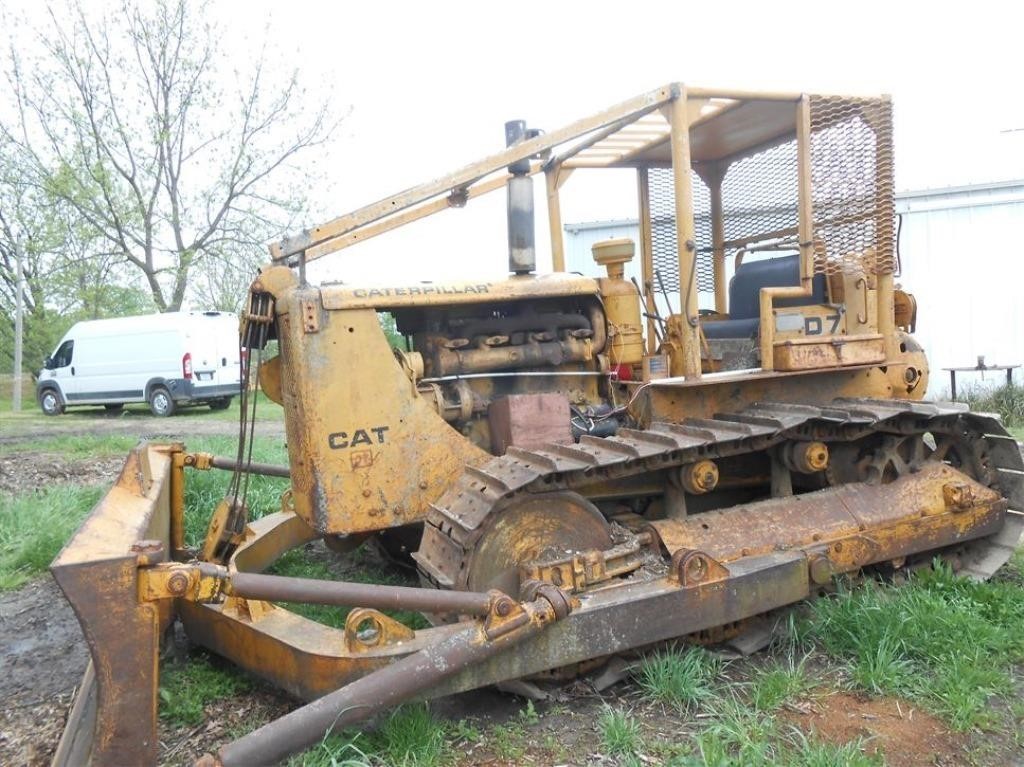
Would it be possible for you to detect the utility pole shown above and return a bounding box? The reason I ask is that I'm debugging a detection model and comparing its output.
[13,237,23,412]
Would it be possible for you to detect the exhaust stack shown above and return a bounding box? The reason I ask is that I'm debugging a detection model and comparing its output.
[505,120,535,274]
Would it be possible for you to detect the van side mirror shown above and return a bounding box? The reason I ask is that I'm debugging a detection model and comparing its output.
[44,356,54,370]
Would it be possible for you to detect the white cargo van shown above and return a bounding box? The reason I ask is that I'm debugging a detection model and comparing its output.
[36,311,242,417]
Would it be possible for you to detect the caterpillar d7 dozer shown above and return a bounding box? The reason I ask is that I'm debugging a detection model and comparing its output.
[52,84,1024,766]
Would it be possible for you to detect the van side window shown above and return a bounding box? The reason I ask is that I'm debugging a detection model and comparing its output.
[53,340,74,368]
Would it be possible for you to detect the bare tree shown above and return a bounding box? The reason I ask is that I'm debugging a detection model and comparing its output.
[4,0,335,312]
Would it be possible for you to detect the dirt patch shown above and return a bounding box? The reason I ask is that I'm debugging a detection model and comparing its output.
[0,451,126,495]
[0,578,91,767]
[0,689,76,767]
[783,691,969,767]
[158,687,292,767]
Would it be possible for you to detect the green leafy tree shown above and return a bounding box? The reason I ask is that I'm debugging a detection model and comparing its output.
[0,135,155,374]
[379,312,405,350]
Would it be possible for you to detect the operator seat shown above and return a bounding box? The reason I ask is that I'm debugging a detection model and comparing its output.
[702,254,827,339]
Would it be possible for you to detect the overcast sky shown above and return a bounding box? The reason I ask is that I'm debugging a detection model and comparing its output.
[10,0,1024,286]
[237,0,1023,284]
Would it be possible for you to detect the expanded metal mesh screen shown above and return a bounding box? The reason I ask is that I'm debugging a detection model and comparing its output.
[720,139,799,269]
[809,96,896,276]
[648,169,713,295]
[644,95,896,299]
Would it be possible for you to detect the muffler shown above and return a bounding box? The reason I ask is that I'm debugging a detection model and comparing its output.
[505,119,535,274]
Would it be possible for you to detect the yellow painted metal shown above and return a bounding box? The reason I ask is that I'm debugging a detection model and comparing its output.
[170,447,186,558]
[757,97,814,372]
[894,288,917,332]
[305,171,523,260]
[668,89,702,379]
[706,164,727,315]
[773,335,886,371]
[271,85,676,262]
[593,238,644,366]
[680,460,719,495]
[546,165,572,272]
[636,167,658,354]
[319,272,599,311]
[641,356,929,425]
[274,293,489,535]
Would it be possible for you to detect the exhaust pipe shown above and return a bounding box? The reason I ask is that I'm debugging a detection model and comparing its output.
[505,120,535,274]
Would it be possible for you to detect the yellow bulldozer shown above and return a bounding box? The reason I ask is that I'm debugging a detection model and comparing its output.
[51,84,1023,766]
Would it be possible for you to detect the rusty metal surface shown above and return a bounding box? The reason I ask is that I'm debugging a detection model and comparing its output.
[183,550,807,721]
[204,454,291,478]
[418,400,1023,595]
[772,335,886,371]
[206,590,568,767]
[229,571,498,616]
[50,661,97,767]
[651,462,1005,568]
[50,443,175,767]
[435,491,614,595]
[643,360,929,424]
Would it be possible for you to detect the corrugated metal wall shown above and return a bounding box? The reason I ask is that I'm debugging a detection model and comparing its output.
[897,182,1024,397]
[564,181,1024,397]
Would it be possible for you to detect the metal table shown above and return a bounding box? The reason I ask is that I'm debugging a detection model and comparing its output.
[943,362,1019,399]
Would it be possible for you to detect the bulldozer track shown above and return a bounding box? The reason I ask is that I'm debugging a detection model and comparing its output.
[417,398,1024,591]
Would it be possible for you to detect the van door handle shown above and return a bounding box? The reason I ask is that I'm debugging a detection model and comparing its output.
[71,367,75,375]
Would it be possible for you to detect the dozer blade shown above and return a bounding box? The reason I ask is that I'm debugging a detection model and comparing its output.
[50,443,176,767]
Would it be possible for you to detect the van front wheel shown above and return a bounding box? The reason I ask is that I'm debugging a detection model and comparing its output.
[39,389,64,416]
[148,386,176,417]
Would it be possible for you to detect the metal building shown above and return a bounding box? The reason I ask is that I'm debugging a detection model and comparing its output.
[563,179,1024,397]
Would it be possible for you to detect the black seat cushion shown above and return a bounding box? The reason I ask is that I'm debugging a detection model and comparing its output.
[701,255,827,340]
[702,317,761,339]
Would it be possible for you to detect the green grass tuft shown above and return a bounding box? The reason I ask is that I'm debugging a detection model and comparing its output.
[635,645,723,709]
[748,654,814,711]
[671,696,881,767]
[297,704,450,767]
[696,696,779,766]
[0,485,104,590]
[291,735,372,767]
[599,706,642,758]
[372,704,450,767]
[784,729,882,767]
[801,561,1024,730]
[849,635,914,695]
[158,652,252,727]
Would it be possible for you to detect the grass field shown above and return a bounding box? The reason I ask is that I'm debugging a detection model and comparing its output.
[0,389,278,428]
[0,432,288,591]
